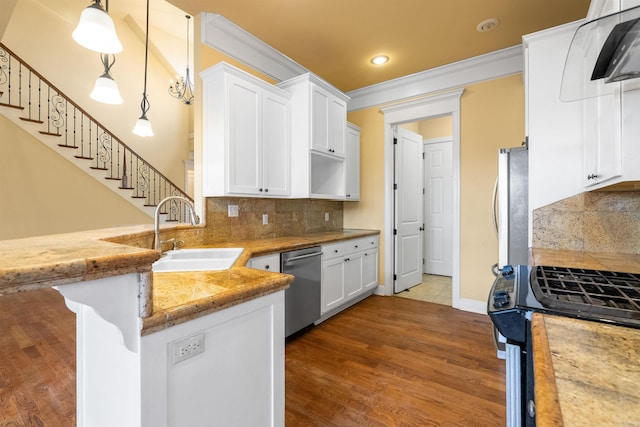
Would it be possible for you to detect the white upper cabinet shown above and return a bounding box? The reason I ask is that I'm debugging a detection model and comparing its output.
[201,63,291,197]
[527,17,640,211]
[345,123,361,201]
[310,85,347,157]
[278,73,351,199]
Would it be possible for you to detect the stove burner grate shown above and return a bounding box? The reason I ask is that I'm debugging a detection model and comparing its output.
[532,266,640,322]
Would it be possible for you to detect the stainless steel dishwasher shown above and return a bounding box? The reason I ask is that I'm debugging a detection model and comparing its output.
[281,246,322,337]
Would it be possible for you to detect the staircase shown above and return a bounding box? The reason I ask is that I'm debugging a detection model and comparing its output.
[0,43,193,222]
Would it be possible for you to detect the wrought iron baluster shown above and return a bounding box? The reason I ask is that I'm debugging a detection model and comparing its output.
[0,42,193,211]
[17,62,22,108]
[0,45,9,104]
[37,79,41,123]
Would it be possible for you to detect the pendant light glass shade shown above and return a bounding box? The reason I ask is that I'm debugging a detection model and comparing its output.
[90,75,123,104]
[90,53,123,104]
[72,1,123,54]
[133,0,153,137]
[132,115,154,137]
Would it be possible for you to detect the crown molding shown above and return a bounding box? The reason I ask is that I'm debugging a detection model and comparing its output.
[347,45,523,112]
[201,13,308,82]
[200,13,524,112]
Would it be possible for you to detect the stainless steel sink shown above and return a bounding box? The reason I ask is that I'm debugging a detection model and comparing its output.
[152,248,243,272]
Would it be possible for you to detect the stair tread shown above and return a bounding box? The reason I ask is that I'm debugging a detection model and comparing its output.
[39,131,61,137]
[74,156,93,160]
[58,144,78,149]
[0,102,24,110]
[119,186,134,190]
[90,166,108,171]
[20,117,44,124]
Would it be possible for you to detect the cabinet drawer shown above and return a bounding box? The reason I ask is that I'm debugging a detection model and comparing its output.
[249,253,281,273]
[322,242,349,260]
[348,236,379,252]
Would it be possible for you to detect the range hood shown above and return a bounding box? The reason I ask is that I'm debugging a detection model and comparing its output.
[561,5,640,101]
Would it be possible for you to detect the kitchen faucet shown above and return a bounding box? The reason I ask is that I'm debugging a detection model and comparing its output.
[153,196,200,252]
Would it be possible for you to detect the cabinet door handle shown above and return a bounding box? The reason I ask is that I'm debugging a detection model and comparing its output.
[587,174,599,180]
[259,188,263,192]
[265,265,270,270]
[264,188,269,193]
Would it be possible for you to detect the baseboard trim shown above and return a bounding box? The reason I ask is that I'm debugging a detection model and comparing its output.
[457,298,488,315]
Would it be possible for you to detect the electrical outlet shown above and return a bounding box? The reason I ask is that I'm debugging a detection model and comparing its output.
[172,333,205,364]
[262,214,268,225]
[325,212,330,222]
[228,205,239,217]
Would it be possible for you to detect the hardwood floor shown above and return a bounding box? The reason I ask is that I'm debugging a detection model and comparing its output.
[286,296,506,426]
[0,289,505,426]
[0,288,76,427]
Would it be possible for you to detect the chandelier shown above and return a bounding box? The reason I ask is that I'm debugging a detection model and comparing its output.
[169,15,194,105]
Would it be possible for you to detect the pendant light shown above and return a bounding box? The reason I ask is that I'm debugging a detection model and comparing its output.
[168,15,195,105]
[72,0,123,54]
[132,0,153,137]
[90,53,123,104]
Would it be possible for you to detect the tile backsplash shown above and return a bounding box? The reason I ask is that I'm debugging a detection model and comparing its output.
[532,191,640,254]
[202,197,344,243]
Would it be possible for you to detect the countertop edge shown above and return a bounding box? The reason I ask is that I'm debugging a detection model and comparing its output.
[531,313,564,427]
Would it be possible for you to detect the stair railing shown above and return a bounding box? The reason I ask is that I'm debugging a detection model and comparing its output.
[0,43,193,222]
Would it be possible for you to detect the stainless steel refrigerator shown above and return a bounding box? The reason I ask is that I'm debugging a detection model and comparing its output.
[492,142,529,427]
[495,143,529,268]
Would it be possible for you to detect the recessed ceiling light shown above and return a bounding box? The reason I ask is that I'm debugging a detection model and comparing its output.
[477,18,500,32]
[371,55,389,65]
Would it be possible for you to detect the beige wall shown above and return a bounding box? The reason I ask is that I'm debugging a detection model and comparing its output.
[0,115,151,239]
[344,107,386,283]
[346,74,525,302]
[1,0,190,238]
[419,116,452,139]
[460,75,524,301]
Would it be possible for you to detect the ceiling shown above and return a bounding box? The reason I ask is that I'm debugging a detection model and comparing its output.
[161,0,592,92]
[53,0,591,92]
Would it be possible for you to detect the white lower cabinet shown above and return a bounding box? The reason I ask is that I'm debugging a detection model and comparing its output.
[56,274,285,427]
[321,236,379,316]
[362,248,379,291]
[142,291,285,427]
[322,256,346,312]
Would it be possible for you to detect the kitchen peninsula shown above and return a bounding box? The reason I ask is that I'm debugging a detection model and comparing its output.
[0,223,379,426]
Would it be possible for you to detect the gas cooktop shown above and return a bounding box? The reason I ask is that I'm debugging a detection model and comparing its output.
[531,266,640,325]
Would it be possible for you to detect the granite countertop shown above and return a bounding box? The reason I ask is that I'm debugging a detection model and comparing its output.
[530,248,640,426]
[0,226,379,334]
[0,225,161,294]
[145,229,379,334]
[532,313,640,426]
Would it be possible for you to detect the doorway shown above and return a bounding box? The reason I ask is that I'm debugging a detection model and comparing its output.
[392,121,453,302]
[380,89,463,308]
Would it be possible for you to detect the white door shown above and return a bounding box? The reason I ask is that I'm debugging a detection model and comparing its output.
[424,138,453,276]
[394,126,424,293]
